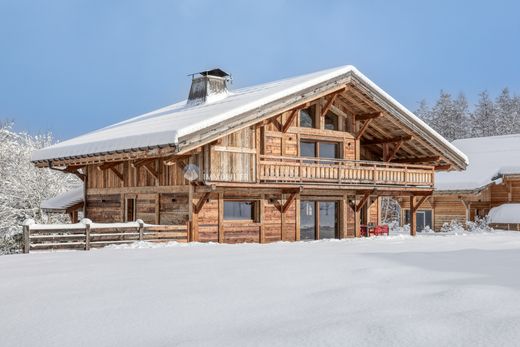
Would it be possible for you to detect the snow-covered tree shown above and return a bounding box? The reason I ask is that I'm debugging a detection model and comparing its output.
[495,88,519,135]
[422,90,470,142]
[0,122,79,251]
[470,91,496,137]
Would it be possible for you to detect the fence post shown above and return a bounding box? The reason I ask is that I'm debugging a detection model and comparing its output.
[22,219,35,254]
[137,219,144,241]
[81,218,92,251]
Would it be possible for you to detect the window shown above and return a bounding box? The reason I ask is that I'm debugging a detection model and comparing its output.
[224,201,255,221]
[299,106,315,128]
[300,141,317,157]
[300,140,340,159]
[125,198,136,222]
[324,112,338,131]
[319,142,339,159]
[404,209,433,231]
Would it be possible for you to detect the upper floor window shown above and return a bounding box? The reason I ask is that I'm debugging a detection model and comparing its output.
[319,142,339,159]
[299,106,315,128]
[300,140,339,159]
[324,112,338,131]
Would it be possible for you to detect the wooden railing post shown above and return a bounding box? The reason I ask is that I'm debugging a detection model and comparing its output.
[137,219,144,241]
[22,219,34,254]
[81,218,92,251]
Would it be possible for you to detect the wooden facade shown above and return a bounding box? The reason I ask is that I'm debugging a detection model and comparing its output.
[34,68,466,242]
[400,175,520,231]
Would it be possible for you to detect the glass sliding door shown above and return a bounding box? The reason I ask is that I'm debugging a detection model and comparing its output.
[300,200,338,240]
[319,201,338,239]
[300,200,316,240]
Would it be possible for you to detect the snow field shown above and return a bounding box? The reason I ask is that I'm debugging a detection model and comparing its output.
[1,231,520,346]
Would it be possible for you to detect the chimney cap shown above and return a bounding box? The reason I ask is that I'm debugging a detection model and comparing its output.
[189,68,230,79]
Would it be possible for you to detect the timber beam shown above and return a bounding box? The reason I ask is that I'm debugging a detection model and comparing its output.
[142,161,159,180]
[384,140,403,162]
[281,192,299,213]
[193,192,211,214]
[362,135,412,146]
[412,195,429,213]
[355,119,373,140]
[50,165,86,181]
[434,164,452,171]
[356,112,382,121]
[98,161,122,171]
[320,88,346,117]
[355,191,372,212]
[281,108,300,133]
[392,156,441,164]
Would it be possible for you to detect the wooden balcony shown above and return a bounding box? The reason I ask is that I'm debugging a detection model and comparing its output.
[258,155,434,188]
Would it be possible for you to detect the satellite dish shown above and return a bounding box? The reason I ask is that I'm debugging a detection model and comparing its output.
[183,164,199,182]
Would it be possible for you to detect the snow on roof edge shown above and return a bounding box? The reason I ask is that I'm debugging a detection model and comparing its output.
[31,65,467,167]
[348,67,469,166]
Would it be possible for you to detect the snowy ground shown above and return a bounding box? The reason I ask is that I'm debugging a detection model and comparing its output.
[2,232,520,347]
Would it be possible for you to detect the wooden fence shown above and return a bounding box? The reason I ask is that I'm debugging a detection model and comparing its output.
[489,223,520,231]
[22,219,189,253]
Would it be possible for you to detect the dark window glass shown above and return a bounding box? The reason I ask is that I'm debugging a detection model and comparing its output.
[300,107,315,128]
[319,142,339,159]
[324,112,338,131]
[300,141,317,157]
[319,201,338,239]
[224,201,255,221]
[300,201,316,240]
[126,198,135,222]
[404,209,432,231]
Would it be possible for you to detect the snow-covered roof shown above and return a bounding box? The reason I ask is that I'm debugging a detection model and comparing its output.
[31,65,467,167]
[436,134,520,191]
[488,203,520,224]
[41,186,84,212]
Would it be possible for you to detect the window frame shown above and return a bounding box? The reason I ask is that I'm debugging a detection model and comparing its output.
[299,106,316,129]
[324,111,339,131]
[223,200,258,222]
[300,139,341,159]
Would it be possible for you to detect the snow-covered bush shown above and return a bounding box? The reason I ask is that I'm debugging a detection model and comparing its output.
[466,216,492,232]
[0,122,79,254]
[440,220,466,234]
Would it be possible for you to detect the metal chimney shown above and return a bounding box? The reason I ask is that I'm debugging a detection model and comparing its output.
[187,68,230,105]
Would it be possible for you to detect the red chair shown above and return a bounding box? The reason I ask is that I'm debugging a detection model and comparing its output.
[360,225,368,237]
[373,225,390,236]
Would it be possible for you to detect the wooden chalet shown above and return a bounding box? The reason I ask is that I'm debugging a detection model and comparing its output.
[32,65,467,243]
[399,134,520,231]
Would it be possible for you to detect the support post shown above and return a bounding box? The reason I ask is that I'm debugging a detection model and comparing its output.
[137,219,144,241]
[218,192,224,243]
[259,194,265,243]
[409,196,416,236]
[22,219,34,254]
[84,219,91,250]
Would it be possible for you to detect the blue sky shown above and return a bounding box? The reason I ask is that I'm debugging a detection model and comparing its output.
[1,0,519,139]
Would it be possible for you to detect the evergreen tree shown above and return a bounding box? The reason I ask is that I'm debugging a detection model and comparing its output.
[470,91,496,137]
[495,88,515,135]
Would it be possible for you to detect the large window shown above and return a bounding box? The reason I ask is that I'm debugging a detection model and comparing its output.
[300,140,340,159]
[224,201,256,221]
[324,112,339,131]
[299,106,315,128]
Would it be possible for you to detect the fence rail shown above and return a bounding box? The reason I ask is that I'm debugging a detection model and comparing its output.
[22,219,189,253]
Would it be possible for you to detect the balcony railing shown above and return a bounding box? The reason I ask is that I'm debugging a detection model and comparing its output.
[258,155,434,188]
